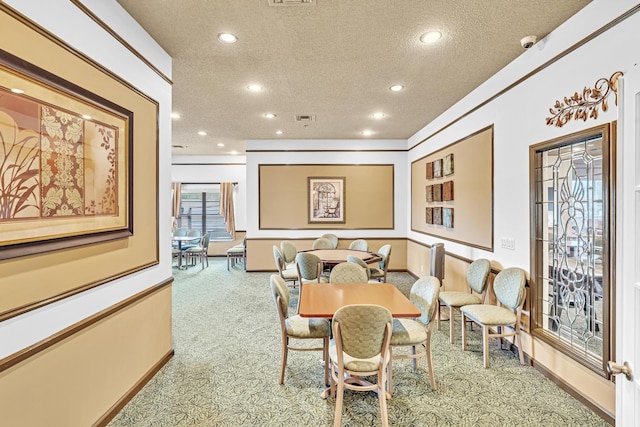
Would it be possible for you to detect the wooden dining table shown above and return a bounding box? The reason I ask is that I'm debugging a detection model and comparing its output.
[300,248,382,268]
[298,283,420,318]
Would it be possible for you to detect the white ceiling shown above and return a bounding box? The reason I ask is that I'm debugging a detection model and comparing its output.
[116,0,591,156]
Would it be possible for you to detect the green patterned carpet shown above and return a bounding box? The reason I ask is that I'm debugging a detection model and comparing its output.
[107,258,609,426]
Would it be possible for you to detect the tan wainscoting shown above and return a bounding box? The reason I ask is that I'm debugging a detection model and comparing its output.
[247,238,406,272]
[206,231,246,256]
[0,279,173,427]
[406,239,614,421]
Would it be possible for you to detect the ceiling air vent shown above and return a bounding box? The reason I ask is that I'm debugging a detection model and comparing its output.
[268,0,315,6]
[172,145,185,149]
[295,115,316,122]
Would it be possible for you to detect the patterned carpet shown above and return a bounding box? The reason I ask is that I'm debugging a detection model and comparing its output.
[107,258,608,427]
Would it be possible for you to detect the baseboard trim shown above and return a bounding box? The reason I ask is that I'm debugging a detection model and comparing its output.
[94,349,174,427]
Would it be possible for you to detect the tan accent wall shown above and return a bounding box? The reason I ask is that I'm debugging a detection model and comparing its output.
[406,240,615,417]
[0,7,159,320]
[259,164,394,229]
[410,126,493,250]
[0,284,172,426]
[247,238,406,272]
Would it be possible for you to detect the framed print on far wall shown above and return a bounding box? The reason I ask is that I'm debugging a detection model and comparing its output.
[444,153,454,176]
[426,162,434,179]
[309,176,345,223]
[433,207,443,225]
[433,183,443,202]
[426,185,433,202]
[443,207,454,228]
[0,48,132,261]
[426,207,433,224]
[433,158,442,178]
[443,180,454,201]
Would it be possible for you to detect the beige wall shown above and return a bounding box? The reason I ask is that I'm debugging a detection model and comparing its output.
[0,283,172,426]
[207,231,246,256]
[258,164,394,230]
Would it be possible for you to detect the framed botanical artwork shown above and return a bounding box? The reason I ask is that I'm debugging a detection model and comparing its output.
[444,153,454,176]
[426,162,434,179]
[308,176,345,223]
[433,158,442,178]
[0,48,132,260]
[426,185,433,202]
[425,207,433,224]
[433,183,443,202]
[433,207,443,225]
[443,208,454,228]
[443,180,454,201]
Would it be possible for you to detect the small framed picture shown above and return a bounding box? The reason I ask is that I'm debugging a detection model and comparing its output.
[433,207,443,225]
[425,207,433,224]
[444,153,454,176]
[443,208,454,228]
[426,185,434,202]
[433,183,442,202]
[426,162,434,179]
[443,181,454,201]
[433,159,442,178]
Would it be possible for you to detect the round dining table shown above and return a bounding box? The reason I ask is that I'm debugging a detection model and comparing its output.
[300,248,382,268]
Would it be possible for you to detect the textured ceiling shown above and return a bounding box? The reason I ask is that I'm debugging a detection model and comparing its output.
[116,0,590,156]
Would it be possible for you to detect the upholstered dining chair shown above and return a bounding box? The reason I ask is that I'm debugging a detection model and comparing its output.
[270,275,331,385]
[388,276,440,393]
[280,240,298,269]
[273,246,298,287]
[321,233,339,249]
[438,258,491,344]
[346,255,372,281]
[348,239,369,251]
[312,237,333,249]
[296,252,328,284]
[185,232,210,269]
[226,237,246,270]
[181,229,200,251]
[369,244,392,282]
[171,247,182,268]
[329,262,368,284]
[461,267,527,368]
[329,304,393,427]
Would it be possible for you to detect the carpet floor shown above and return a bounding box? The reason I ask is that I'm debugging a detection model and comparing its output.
[107,257,609,426]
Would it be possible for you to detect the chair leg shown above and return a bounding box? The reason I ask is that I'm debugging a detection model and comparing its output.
[436,302,441,331]
[387,347,394,395]
[279,336,288,384]
[449,306,455,344]
[425,333,436,390]
[411,345,417,370]
[378,365,389,427]
[516,330,525,365]
[323,337,329,386]
[482,325,490,368]
[461,313,467,350]
[334,367,345,427]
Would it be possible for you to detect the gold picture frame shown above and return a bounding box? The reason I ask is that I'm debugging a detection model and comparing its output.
[308,176,345,223]
[0,49,132,260]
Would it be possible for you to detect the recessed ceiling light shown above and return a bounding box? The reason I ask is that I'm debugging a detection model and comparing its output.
[171,112,181,119]
[10,88,24,94]
[275,130,284,135]
[230,150,238,155]
[264,113,276,119]
[197,131,207,136]
[217,33,238,43]
[389,85,404,92]
[217,143,225,147]
[361,130,374,136]
[247,84,263,92]
[82,114,92,120]
[372,112,385,119]
[420,31,442,44]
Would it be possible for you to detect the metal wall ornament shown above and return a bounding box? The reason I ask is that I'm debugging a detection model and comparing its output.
[545,71,623,128]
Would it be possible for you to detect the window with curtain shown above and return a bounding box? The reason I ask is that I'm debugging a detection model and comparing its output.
[177,183,233,240]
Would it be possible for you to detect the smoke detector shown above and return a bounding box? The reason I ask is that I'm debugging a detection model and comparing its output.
[295,115,316,122]
[268,0,315,6]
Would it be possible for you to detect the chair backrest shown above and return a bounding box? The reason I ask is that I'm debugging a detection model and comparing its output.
[410,276,441,326]
[493,267,527,310]
[187,229,200,237]
[467,258,491,296]
[348,239,369,251]
[296,252,323,281]
[333,304,392,359]
[173,228,188,237]
[200,232,211,249]
[429,243,445,282]
[280,241,297,264]
[312,237,333,249]
[377,244,392,270]
[346,255,371,280]
[273,245,285,273]
[270,274,290,320]
[321,233,339,248]
[330,262,368,283]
